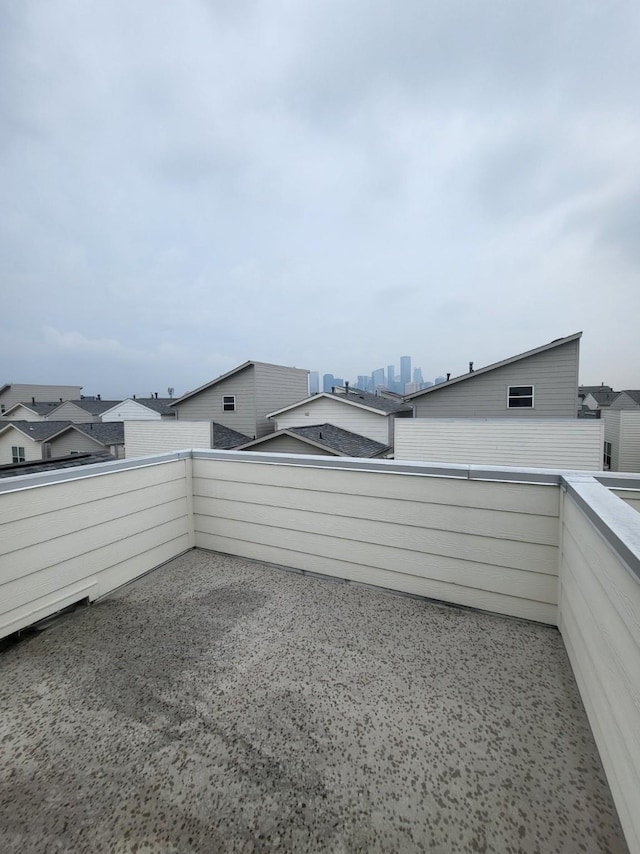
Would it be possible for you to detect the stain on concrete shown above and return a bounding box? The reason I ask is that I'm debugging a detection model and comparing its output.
[0,550,629,853]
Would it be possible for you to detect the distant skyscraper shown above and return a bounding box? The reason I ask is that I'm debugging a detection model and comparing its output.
[357,375,371,391]
[387,365,396,392]
[309,371,319,395]
[323,373,335,392]
[372,368,385,389]
[333,377,344,388]
[434,376,446,385]
[400,356,411,392]
[413,367,423,385]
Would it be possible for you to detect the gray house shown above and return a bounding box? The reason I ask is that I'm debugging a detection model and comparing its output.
[405,332,581,418]
[0,384,82,413]
[170,361,309,439]
[610,390,640,410]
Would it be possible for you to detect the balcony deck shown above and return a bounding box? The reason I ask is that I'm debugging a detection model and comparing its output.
[0,548,627,854]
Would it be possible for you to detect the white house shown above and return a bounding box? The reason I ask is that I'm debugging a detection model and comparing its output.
[101,398,176,422]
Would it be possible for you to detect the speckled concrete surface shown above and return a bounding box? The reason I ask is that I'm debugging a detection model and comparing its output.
[0,550,628,853]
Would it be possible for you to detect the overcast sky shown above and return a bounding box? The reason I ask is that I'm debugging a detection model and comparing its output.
[2,0,639,397]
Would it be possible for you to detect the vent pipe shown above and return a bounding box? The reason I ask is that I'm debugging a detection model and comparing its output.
[446,373,451,381]
[469,362,474,372]
[32,396,35,404]
[344,381,349,394]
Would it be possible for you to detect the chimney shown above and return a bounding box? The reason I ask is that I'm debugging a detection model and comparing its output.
[446,373,451,381]
[469,362,474,372]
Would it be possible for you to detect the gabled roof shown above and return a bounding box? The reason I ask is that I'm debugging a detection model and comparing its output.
[2,401,63,417]
[404,332,582,401]
[171,361,306,407]
[48,399,123,416]
[579,385,614,396]
[585,390,619,406]
[100,398,175,417]
[236,424,390,458]
[211,422,251,450]
[0,420,125,446]
[268,388,411,419]
[618,390,640,405]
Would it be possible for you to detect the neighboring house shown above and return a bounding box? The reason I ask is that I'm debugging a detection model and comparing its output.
[46,399,122,423]
[579,384,614,403]
[405,332,581,418]
[236,424,390,458]
[268,386,412,445]
[101,397,176,422]
[1,401,65,421]
[602,410,640,472]
[0,421,124,464]
[610,391,640,411]
[124,421,250,458]
[170,361,309,439]
[394,418,604,470]
[582,390,619,411]
[0,384,82,413]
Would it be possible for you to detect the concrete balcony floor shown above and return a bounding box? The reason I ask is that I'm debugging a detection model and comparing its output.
[0,549,628,854]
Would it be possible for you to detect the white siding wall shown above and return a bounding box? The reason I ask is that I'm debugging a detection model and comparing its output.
[412,339,579,418]
[125,421,212,458]
[0,430,41,464]
[603,411,640,472]
[275,397,390,444]
[192,456,560,624]
[558,483,640,854]
[395,419,604,470]
[0,459,191,638]
[102,400,162,421]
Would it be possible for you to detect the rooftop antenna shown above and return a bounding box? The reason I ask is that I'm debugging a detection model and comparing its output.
[168,387,174,398]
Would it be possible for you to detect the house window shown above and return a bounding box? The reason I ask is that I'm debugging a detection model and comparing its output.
[12,446,26,463]
[223,395,236,412]
[507,385,534,408]
[604,441,612,470]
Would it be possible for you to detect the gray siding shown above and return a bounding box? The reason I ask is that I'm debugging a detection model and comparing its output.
[413,339,579,418]
[0,430,41,464]
[47,402,98,423]
[610,392,640,410]
[1,405,46,422]
[0,385,82,410]
[173,367,258,437]
[254,363,309,438]
[242,434,334,455]
[102,400,162,421]
[48,431,106,456]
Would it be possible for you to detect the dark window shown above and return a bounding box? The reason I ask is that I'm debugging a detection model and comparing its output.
[507,385,534,408]
[12,445,26,463]
[604,441,612,470]
[223,395,236,412]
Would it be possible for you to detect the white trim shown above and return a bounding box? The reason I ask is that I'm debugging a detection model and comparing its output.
[507,384,535,409]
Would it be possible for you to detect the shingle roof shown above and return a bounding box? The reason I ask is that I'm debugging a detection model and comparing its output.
[619,390,640,405]
[62,400,123,415]
[0,452,115,479]
[405,332,582,401]
[0,421,77,441]
[129,398,175,416]
[587,391,619,406]
[73,422,125,445]
[237,424,389,457]
[211,422,251,449]
[5,401,65,416]
[579,385,614,396]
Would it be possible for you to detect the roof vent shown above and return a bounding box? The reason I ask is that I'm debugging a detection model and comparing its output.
[32,397,35,404]
[446,373,451,381]
[469,362,474,372]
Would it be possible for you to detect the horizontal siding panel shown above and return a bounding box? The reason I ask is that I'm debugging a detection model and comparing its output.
[194,515,557,603]
[563,499,640,642]
[0,461,185,525]
[192,459,560,516]
[560,599,640,854]
[1,479,188,559]
[194,497,558,574]
[125,422,212,458]
[93,534,190,597]
[197,532,556,623]
[0,500,188,583]
[193,477,559,545]
[0,578,98,637]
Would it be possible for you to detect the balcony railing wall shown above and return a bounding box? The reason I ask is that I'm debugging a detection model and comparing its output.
[1,450,639,851]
